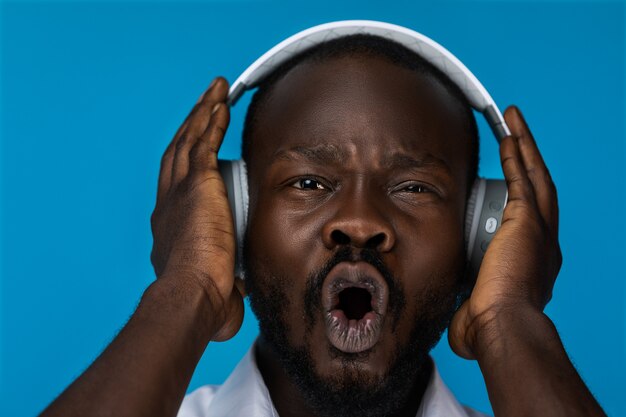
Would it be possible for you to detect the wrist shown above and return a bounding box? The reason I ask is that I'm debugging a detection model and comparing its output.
[466,304,556,361]
[140,277,222,343]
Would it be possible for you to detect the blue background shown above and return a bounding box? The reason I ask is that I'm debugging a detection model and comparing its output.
[1,1,624,416]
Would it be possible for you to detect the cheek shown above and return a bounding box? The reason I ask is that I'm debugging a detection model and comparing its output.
[246,195,327,343]
[247,191,328,278]
[394,202,466,278]
[390,204,467,329]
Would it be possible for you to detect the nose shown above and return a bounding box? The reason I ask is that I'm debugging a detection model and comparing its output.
[321,191,395,252]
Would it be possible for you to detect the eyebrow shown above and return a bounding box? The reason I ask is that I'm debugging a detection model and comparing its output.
[382,152,452,174]
[272,144,346,165]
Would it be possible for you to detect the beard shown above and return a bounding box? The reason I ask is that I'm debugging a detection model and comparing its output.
[244,242,469,417]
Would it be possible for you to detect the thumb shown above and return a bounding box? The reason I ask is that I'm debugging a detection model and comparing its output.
[448,301,476,360]
[211,283,245,342]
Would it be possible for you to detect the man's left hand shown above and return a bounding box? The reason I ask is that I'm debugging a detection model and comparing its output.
[449,106,562,359]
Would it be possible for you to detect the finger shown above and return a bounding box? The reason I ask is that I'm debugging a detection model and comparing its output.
[448,302,475,360]
[504,106,559,236]
[156,118,191,205]
[499,134,538,219]
[189,103,230,172]
[156,78,221,204]
[171,78,229,188]
[186,77,229,140]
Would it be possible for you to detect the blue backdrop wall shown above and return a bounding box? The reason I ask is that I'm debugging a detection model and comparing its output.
[1,1,624,416]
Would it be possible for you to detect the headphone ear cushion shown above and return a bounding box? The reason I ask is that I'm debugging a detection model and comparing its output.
[465,178,486,257]
[465,180,479,247]
[218,159,249,278]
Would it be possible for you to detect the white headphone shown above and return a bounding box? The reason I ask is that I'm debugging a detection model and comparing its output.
[218,20,509,278]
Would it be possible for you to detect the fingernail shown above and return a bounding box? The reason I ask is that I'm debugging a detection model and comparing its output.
[212,103,221,115]
[196,79,218,103]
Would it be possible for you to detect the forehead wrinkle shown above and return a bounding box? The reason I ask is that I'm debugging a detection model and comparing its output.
[272,144,346,166]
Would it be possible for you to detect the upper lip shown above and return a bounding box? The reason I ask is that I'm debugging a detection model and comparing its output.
[321,261,389,316]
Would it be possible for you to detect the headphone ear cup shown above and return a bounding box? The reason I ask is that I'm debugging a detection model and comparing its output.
[465,178,507,279]
[218,159,249,278]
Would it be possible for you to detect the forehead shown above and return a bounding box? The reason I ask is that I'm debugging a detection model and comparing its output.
[247,54,473,175]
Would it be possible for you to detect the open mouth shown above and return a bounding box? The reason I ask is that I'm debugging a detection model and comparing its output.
[338,287,373,320]
[322,262,389,353]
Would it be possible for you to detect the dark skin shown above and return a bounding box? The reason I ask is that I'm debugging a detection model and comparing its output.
[246,56,470,416]
[40,55,606,417]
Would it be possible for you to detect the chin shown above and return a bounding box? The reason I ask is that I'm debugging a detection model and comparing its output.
[271,324,433,417]
[244,239,467,417]
[312,328,403,378]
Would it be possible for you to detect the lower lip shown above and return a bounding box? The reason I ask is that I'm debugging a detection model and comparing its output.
[325,309,383,353]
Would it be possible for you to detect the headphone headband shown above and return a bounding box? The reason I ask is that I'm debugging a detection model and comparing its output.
[220,20,510,277]
[226,20,511,141]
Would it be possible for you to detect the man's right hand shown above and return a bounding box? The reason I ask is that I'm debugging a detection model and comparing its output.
[150,77,244,341]
[40,77,244,417]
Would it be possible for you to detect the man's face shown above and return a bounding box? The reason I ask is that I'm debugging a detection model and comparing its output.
[244,54,474,416]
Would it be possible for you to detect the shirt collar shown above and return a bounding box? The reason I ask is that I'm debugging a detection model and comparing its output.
[416,361,474,417]
[206,342,471,417]
[205,343,279,417]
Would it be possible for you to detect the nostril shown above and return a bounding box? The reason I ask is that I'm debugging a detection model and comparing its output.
[365,233,386,249]
[331,230,351,245]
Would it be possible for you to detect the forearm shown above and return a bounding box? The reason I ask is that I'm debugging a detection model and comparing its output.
[41,278,217,417]
[474,307,605,417]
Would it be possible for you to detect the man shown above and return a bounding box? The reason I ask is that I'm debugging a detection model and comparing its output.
[40,34,606,417]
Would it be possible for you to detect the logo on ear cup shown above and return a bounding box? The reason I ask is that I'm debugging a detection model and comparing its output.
[485,217,498,234]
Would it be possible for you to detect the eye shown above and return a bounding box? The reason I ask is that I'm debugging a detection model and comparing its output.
[402,183,429,193]
[392,181,436,196]
[291,178,327,191]
[390,181,438,205]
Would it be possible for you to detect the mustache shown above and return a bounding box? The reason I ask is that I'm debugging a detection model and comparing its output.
[304,247,406,330]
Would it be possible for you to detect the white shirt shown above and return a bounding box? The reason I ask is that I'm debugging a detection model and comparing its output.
[178,344,490,417]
